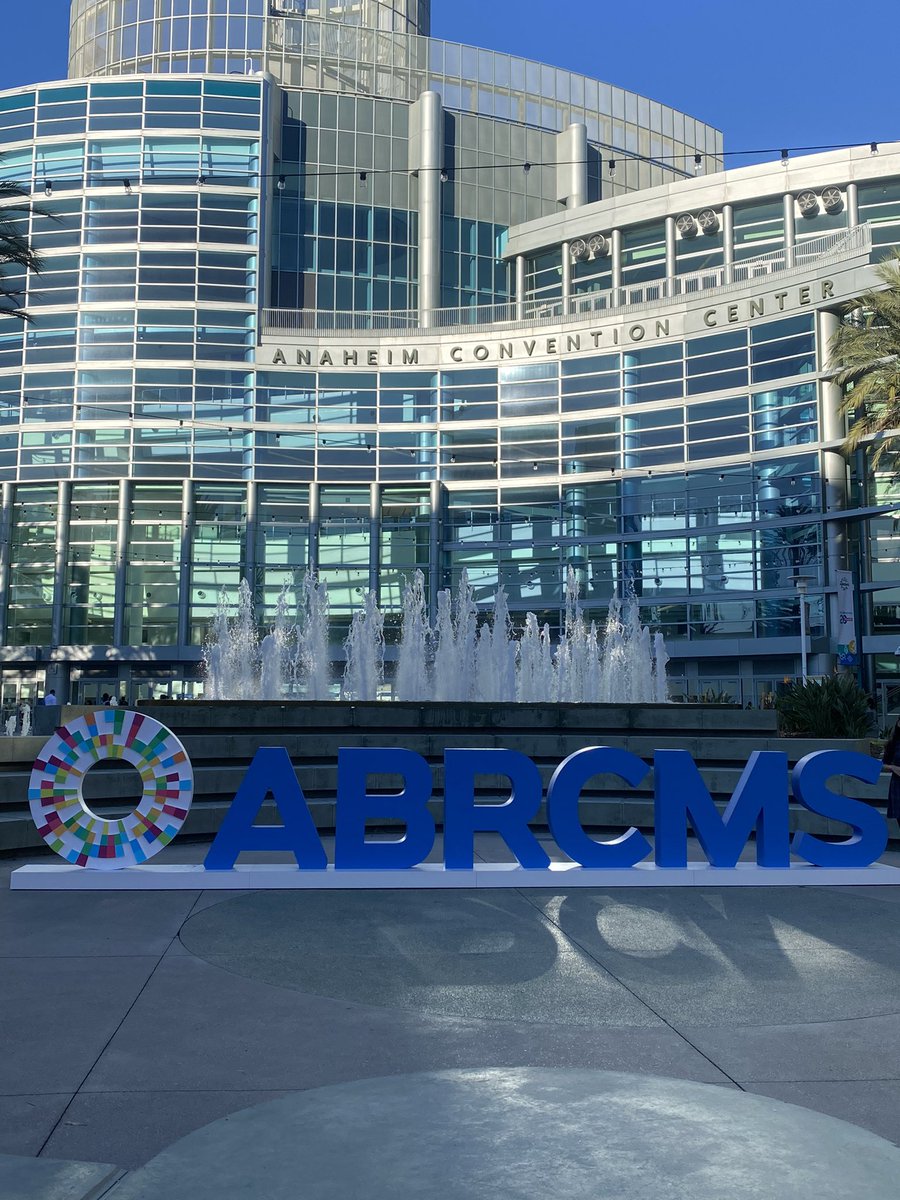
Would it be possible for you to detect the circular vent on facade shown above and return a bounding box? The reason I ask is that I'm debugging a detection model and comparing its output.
[821,185,844,213]
[676,213,698,238]
[697,208,720,235]
[797,190,820,218]
[569,238,588,261]
[587,233,610,258]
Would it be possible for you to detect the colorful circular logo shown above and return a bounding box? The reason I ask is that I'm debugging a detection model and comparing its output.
[29,709,194,869]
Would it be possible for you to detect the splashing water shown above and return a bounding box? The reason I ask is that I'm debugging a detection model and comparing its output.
[342,590,384,701]
[203,567,669,704]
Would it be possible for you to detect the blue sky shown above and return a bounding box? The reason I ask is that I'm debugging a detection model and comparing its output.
[0,0,893,167]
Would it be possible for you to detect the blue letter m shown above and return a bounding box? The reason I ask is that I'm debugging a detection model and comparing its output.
[654,749,790,869]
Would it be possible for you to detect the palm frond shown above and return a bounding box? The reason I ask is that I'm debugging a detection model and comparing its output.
[0,158,48,321]
[829,251,900,462]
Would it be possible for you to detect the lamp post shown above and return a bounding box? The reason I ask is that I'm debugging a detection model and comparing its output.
[795,576,810,684]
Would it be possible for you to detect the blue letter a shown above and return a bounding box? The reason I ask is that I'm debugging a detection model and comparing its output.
[204,747,327,870]
[654,749,790,869]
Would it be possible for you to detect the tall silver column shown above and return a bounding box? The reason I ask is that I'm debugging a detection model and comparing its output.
[556,122,588,209]
[177,479,193,648]
[51,477,72,648]
[428,479,441,623]
[561,241,571,314]
[0,483,12,645]
[611,229,622,298]
[308,482,320,573]
[244,480,258,600]
[783,193,795,268]
[112,478,131,649]
[515,254,526,321]
[369,483,380,595]
[411,90,444,327]
[51,480,72,648]
[818,309,850,659]
[723,204,734,284]
[665,216,676,296]
[847,182,859,228]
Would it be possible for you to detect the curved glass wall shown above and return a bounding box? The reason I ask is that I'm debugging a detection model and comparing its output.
[69,0,268,79]
[270,1,430,36]
[69,1,431,80]
[69,5,721,197]
[268,19,722,193]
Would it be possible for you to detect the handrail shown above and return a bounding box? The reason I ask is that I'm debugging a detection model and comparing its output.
[261,224,872,340]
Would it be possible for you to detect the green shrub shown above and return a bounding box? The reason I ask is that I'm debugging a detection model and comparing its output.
[775,674,870,738]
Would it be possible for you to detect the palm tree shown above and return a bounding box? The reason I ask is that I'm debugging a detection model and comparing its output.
[0,177,44,322]
[829,251,900,466]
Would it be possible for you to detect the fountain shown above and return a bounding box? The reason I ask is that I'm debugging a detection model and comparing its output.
[342,590,384,701]
[203,567,668,704]
[4,702,32,738]
[394,572,430,701]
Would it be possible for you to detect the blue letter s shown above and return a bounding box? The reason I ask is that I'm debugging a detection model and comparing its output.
[792,751,887,868]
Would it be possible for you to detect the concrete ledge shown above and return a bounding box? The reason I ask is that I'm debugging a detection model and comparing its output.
[12,861,900,891]
[0,1152,123,1199]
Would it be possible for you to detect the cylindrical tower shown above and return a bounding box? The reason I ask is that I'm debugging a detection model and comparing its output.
[68,0,431,79]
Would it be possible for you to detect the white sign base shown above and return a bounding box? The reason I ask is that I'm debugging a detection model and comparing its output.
[10,862,900,890]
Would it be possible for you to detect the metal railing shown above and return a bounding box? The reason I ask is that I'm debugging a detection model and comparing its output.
[261,223,872,340]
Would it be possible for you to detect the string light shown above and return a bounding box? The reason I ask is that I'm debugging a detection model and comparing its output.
[4,140,893,198]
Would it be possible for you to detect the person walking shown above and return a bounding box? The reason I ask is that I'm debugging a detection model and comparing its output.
[881,717,900,829]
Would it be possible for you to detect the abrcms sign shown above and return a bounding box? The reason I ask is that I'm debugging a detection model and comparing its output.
[14,709,897,890]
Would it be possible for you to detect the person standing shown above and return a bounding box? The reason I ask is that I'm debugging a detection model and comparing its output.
[881,717,900,829]
[44,689,57,705]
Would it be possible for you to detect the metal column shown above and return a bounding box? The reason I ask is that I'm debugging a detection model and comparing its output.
[0,483,12,644]
[556,122,588,209]
[369,483,380,596]
[664,216,676,296]
[176,479,193,648]
[411,90,444,327]
[561,242,571,315]
[847,182,859,228]
[611,229,622,300]
[308,482,320,574]
[621,354,641,595]
[112,478,131,649]
[244,480,258,603]
[50,480,71,648]
[783,193,795,269]
[515,255,526,321]
[428,479,441,624]
[723,204,734,284]
[818,309,851,670]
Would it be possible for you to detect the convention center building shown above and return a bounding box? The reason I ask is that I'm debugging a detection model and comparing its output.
[0,0,898,706]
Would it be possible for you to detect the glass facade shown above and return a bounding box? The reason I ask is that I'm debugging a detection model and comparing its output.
[0,0,894,709]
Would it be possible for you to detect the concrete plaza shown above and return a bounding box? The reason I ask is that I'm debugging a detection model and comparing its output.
[1,835,899,1196]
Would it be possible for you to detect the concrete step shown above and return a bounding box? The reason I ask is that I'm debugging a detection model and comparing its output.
[0,1151,123,1199]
